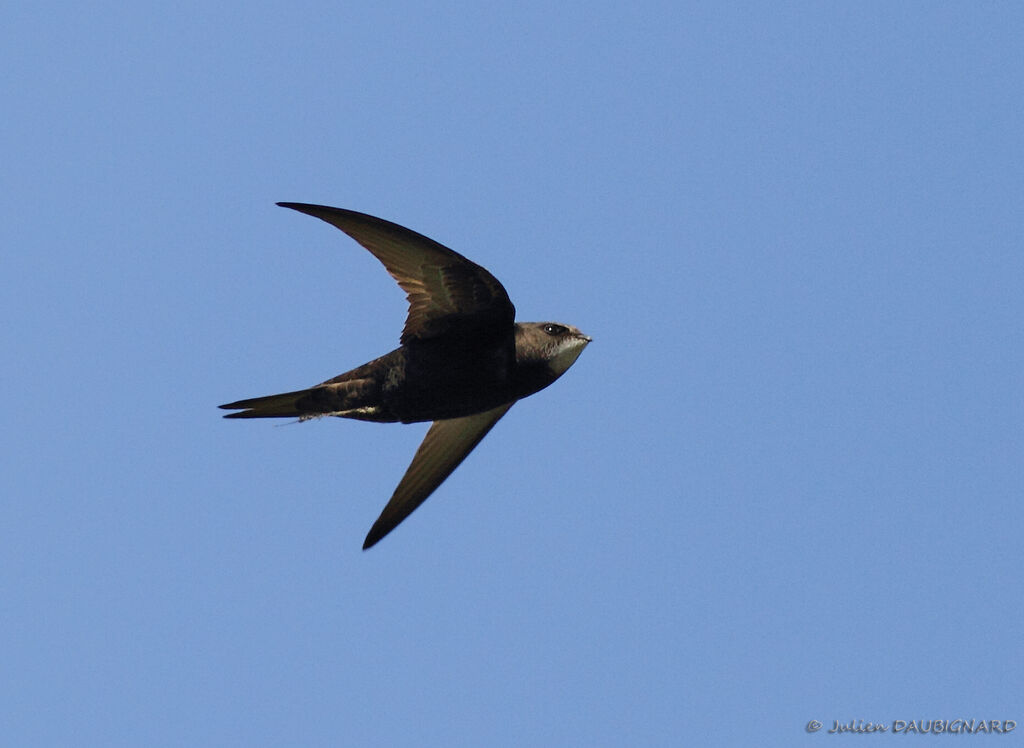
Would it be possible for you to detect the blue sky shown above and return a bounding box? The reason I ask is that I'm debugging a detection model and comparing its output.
[3,2,1022,745]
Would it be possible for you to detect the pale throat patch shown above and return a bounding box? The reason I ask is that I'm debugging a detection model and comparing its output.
[548,339,588,376]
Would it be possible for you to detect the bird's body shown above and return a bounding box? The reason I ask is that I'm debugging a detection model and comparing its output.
[221,203,590,548]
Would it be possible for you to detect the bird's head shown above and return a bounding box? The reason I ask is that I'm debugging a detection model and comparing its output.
[515,322,592,377]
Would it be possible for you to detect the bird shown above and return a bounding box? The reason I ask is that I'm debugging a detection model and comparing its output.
[220,203,591,549]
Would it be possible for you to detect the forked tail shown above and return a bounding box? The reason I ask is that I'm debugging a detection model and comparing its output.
[219,377,386,421]
[219,388,316,419]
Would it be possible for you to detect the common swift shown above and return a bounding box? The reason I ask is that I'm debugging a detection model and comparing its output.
[221,203,591,549]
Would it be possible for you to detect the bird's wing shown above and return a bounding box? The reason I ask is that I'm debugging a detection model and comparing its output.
[363,402,515,549]
[278,202,515,344]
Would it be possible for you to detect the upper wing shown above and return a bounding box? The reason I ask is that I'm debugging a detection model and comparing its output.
[278,202,515,344]
[362,402,515,549]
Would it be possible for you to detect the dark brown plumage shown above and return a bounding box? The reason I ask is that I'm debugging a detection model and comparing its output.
[221,203,590,548]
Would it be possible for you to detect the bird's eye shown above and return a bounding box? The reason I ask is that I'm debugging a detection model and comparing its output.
[542,324,567,336]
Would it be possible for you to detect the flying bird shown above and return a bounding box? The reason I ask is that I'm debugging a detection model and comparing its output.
[220,203,591,549]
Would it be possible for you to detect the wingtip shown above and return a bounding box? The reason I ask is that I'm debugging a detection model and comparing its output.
[362,518,392,549]
[276,202,349,223]
[277,201,327,213]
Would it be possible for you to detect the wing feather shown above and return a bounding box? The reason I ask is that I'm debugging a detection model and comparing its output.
[277,203,514,343]
[362,402,515,549]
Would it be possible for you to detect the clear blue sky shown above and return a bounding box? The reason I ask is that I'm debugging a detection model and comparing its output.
[3,2,1021,745]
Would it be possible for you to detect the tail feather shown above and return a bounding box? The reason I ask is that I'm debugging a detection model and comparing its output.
[220,377,384,420]
[219,389,312,419]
